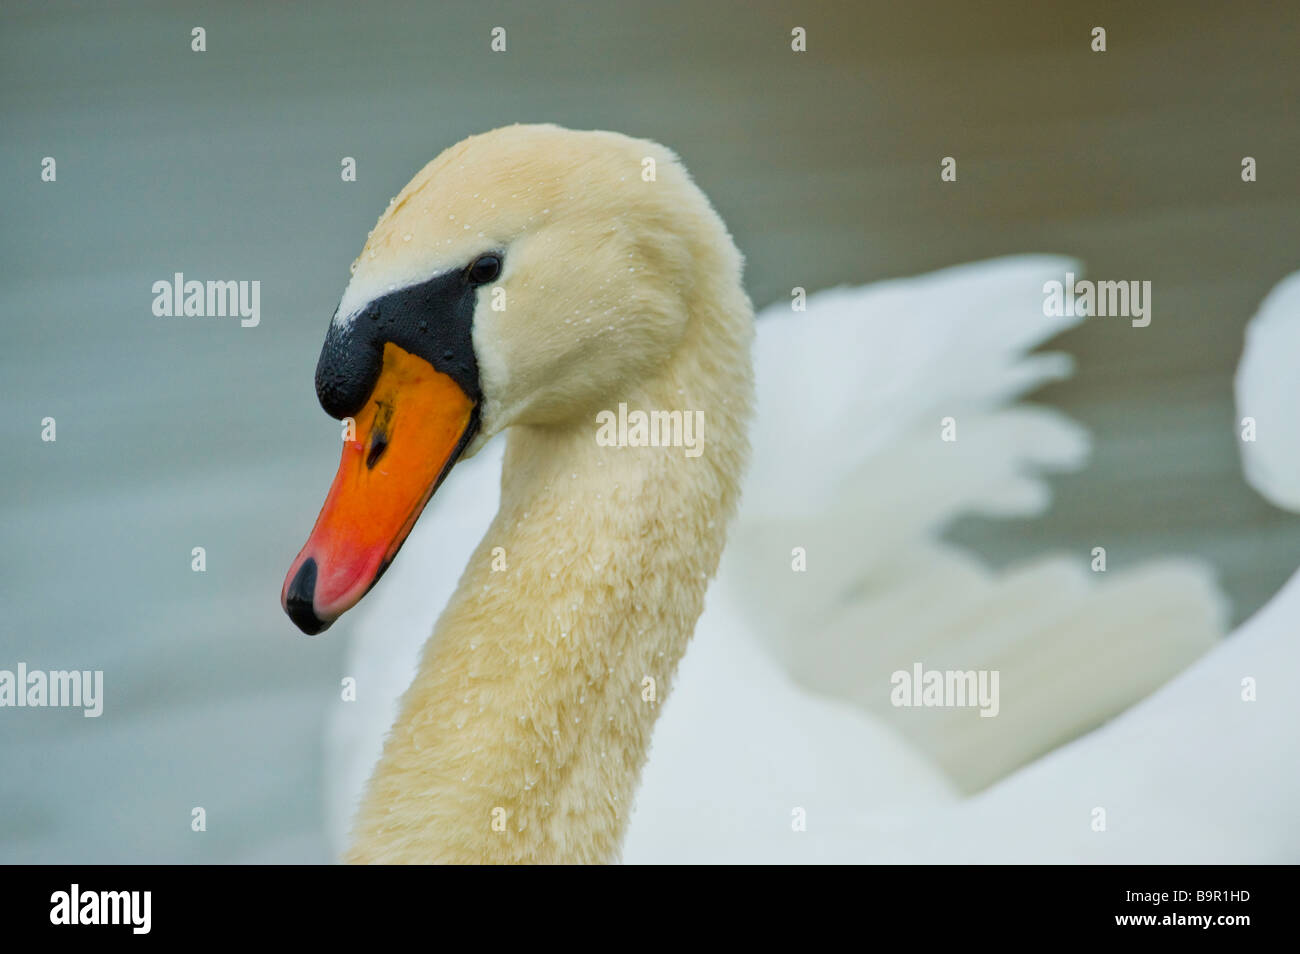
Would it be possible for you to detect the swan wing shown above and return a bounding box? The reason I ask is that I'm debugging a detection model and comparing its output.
[1236,271,1300,510]
[728,256,1226,792]
[868,567,1300,862]
[885,270,1300,861]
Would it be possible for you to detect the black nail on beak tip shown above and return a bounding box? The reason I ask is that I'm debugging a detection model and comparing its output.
[285,558,332,635]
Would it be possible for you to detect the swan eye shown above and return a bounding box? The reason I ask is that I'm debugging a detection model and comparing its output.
[466,254,501,286]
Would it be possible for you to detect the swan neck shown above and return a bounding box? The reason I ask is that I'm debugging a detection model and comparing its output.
[348,254,753,864]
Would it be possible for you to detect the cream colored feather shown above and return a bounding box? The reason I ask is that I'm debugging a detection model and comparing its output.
[325,126,1231,863]
[341,125,755,863]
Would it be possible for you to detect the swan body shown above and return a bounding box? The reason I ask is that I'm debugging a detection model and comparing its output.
[315,189,1235,862]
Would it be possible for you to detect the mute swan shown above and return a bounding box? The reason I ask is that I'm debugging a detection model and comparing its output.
[288,124,755,863]
[286,124,1229,863]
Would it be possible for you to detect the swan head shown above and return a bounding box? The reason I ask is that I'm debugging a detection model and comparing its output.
[282,123,739,634]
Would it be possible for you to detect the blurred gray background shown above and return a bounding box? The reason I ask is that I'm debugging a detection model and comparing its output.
[2,0,1298,862]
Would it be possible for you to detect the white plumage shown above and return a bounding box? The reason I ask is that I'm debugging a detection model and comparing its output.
[324,255,1300,863]
[1236,270,1300,511]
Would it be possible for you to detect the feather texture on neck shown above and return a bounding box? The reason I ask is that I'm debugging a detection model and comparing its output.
[347,222,754,863]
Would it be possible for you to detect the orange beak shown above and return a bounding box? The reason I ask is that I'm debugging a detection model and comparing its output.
[281,342,477,634]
